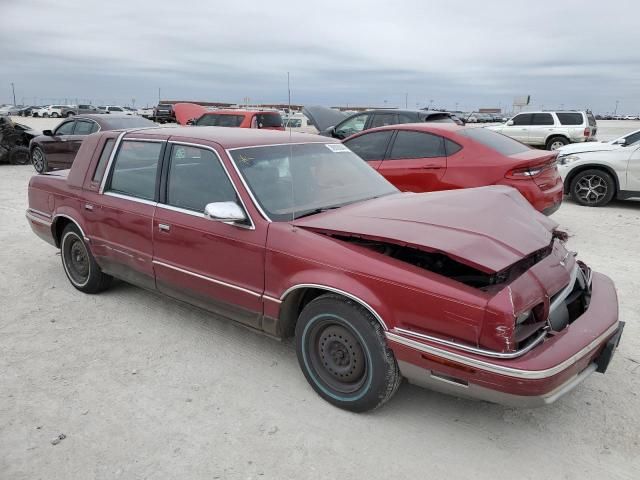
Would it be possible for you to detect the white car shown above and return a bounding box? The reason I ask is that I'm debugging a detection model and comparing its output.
[557,132,640,207]
[489,111,597,150]
[556,129,640,156]
[97,105,133,115]
[32,105,67,118]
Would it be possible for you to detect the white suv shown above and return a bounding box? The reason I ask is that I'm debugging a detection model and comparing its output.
[97,105,133,115]
[489,111,597,150]
[33,105,67,118]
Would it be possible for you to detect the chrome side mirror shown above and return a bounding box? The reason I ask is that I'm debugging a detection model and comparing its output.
[204,202,247,224]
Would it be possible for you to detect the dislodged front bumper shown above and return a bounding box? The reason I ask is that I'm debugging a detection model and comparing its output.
[387,271,623,407]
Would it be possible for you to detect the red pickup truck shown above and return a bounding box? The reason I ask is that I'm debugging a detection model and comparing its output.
[26,126,624,412]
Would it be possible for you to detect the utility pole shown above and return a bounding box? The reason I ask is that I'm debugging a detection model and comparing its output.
[10,82,16,105]
[158,88,161,105]
[614,100,619,115]
[405,92,408,109]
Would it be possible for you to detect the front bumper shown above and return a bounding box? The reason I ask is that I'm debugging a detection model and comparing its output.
[387,272,623,407]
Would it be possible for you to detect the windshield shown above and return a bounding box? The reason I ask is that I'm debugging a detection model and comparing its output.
[460,127,530,156]
[196,114,245,127]
[230,143,397,221]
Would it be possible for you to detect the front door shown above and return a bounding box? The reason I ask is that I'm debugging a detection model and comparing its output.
[503,113,532,143]
[377,130,447,192]
[87,138,165,290]
[62,119,100,168]
[46,119,76,167]
[152,142,267,329]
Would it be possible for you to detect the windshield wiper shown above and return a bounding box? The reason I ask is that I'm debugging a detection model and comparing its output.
[293,205,342,220]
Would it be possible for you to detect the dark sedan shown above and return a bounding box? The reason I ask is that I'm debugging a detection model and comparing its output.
[30,114,156,173]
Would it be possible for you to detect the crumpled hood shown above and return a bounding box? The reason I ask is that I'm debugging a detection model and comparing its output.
[294,186,558,273]
[557,141,617,155]
[173,102,208,125]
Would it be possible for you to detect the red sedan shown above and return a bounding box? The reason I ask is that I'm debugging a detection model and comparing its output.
[26,127,622,412]
[343,124,563,215]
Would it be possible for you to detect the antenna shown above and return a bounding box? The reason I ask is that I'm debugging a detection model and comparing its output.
[288,72,296,230]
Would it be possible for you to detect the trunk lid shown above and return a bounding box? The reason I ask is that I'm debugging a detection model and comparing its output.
[295,186,557,274]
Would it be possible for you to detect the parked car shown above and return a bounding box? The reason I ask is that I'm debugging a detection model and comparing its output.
[308,108,459,139]
[152,103,176,124]
[489,111,598,150]
[25,126,624,412]
[556,129,640,157]
[173,103,284,130]
[137,107,155,119]
[29,114,155,173]
[17,106,42,117]
[62,104,101,117]
[343,124,563,214]
[557,135,640,207]
[33,105,68,118]
[97,105,132,115]
[0,104,15,115]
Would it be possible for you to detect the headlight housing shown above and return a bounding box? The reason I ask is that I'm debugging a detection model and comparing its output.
[558,154,581,166]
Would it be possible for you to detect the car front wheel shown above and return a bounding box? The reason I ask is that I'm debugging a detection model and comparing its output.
[295,293,401,412]
[570,169,615,207]
[60,224,112,293]
[31,146,48,173]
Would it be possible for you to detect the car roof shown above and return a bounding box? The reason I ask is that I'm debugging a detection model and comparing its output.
[122,125,338,149]
[353,122,466,136]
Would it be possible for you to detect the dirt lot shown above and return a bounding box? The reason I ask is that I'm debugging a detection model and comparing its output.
[1,124,639,479]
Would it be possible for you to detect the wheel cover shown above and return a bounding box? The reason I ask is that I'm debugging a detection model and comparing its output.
[550,140,566,150]
[575,174,608,204]
[64,235,90,285]
[306,319,367,394]
[32,149,44,171]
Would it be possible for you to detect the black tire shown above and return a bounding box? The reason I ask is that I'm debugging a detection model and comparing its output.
[51,112,59,118]
[31,146,48,173]
[9,147,30,165]
[546,136,569,150]
[569,168,615,207]
[295,294,401,412]
[60,224,112,293]
[66,111,75,117]
[43,113,49,118]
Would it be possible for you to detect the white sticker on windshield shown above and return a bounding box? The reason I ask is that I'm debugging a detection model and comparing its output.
[325,143,350,153]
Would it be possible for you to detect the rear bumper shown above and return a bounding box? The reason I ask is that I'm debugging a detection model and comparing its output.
[500,179,563,215]
[388,272,622,407]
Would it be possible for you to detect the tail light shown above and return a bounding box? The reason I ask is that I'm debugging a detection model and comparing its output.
[583,127,591,138]
[506,165,545,178]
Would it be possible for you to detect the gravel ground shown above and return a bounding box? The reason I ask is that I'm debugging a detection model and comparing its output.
[1,123,639,479]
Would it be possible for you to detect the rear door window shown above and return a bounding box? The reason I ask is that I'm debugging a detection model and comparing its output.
[343,131,394,161]
[197,114,245,127]
[459,127,530,155]
[556,113,584,125]
[370,113,399,128]
[74,120,98,135]
[511,113,533,126]
[532,113,554,125]
[389,131,446,159]
[107,141,164,200]
[55,121,75,135]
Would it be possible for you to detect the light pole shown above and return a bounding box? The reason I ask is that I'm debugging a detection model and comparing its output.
[614,100,619,115]
[10,82,16,105]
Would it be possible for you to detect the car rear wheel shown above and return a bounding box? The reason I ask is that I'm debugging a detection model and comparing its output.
[9,147,30,165]
[295,293,401,412]
[51,112,59,118]
[570,169,615,207]
[31,146,48,173]
[66,111,74,117]
[546,136,569,150]
[60,224,112,293]
[42,113,49,118]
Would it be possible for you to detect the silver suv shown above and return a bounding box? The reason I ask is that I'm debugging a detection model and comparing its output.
[489,111,597,150]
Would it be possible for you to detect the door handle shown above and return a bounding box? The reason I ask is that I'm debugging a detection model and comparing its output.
[158,223,171,232]
[84,203,94,211]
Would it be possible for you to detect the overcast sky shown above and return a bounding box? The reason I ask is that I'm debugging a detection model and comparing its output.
[2,0,639,113]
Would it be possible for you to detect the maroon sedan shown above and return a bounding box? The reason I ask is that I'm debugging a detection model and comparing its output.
[30,114,155,173]
[343,124,564,215]
[26,127,623,412]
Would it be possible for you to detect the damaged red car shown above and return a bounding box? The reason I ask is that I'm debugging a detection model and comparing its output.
[173,102,284,130]
[26,127,624,412]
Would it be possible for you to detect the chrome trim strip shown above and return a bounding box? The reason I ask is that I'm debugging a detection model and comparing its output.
[124,138,167,143]
[99,130,127,194]
[27,208,52,219]
[392,327,548,359]
[279,284,388,330]
[26,211,52,226]
[152,260,262,298]
[386,322,619,379]
[103,191,158,206]
[263,295,282,304]
[51,213,89,242]
[226,141,334,151]
[165,141,256,230]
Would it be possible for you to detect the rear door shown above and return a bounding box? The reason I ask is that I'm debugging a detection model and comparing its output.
[377,130,447,192]
[343,130,394,170]
[503,113,532,143]
[529,113,555,146]
[625,144,640,191]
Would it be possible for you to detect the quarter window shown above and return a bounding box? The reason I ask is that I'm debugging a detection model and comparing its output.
[344,131,394,161]
[166,145,237,212]
[108,141,163,200]
[389,130,446,159]
[92,138,115,182]
[74,120,98,135]
[556,113,584,125]
[445,139,463,156]
[55,121,75,135]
